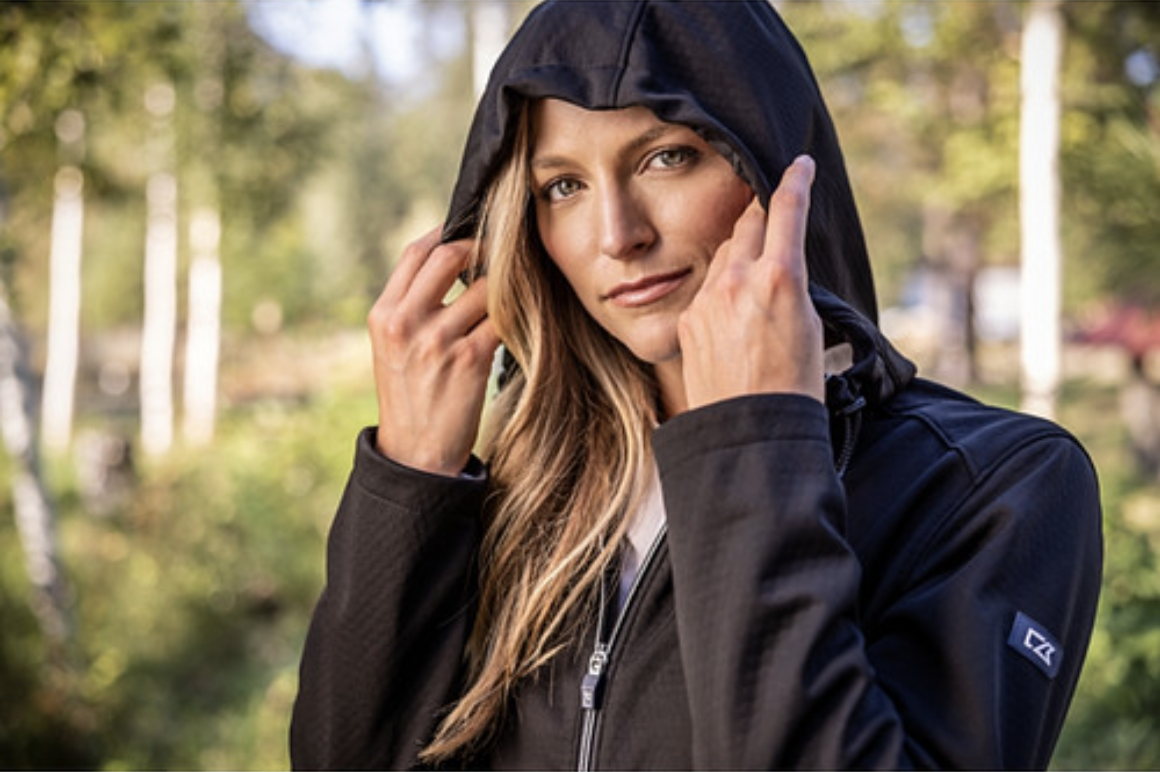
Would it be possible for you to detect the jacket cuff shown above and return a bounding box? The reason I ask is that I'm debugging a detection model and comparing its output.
[351,427,489,514]
[653,393,830,468]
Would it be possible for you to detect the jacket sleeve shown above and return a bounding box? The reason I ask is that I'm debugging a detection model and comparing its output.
[290,428,486,770]
[653,394,1102,770]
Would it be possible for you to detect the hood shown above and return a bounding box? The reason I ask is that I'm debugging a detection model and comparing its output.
[444,0,915,409]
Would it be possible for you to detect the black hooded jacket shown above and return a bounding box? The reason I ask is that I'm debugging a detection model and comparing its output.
[291,2,1102,768]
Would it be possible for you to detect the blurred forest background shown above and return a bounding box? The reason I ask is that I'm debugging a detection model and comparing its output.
[1,1,1159,769]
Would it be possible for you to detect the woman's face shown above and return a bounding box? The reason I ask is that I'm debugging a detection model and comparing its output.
[530,99,754,366]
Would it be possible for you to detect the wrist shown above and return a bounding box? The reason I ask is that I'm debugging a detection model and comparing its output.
[373,429,470,478]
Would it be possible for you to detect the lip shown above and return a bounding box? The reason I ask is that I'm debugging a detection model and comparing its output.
[604,269,692,308]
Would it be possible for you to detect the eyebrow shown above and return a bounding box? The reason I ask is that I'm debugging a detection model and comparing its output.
[530,123,678,172]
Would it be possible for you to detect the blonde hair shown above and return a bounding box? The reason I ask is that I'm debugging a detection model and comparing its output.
[419,108,659,763]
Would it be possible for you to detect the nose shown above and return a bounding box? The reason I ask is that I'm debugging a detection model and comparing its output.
[597,186,655,261]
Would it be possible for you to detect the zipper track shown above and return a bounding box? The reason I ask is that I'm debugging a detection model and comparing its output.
[575,393,859,770]
[576,525,668,772]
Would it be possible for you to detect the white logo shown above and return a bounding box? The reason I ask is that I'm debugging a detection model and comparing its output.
[1023,627,1056,668]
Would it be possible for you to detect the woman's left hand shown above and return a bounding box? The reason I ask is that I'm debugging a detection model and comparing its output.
[678,155,825,409]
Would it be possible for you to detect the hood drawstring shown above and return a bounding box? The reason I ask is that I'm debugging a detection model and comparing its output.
[826,373,867,479]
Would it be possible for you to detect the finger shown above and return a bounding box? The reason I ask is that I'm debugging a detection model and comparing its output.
[439,273,492,335]
[704,195,764,287]
[763,155,815,289]
[405,239,475,311]
[382,225,444,305]
[464,313,502,363]
[731,195,767,261]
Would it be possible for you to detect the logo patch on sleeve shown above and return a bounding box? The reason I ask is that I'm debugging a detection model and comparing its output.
[1007,611,1062,679]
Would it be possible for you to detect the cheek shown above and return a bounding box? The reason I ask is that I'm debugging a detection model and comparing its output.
[537,214,592,291]
[714,180,755,234]
[683,174,753,249]
[538,236,574,289]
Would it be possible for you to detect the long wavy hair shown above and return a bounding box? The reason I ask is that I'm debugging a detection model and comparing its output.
[419,106,660,763]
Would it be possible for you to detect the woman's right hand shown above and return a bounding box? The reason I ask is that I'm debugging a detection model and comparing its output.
[367,226,501,477]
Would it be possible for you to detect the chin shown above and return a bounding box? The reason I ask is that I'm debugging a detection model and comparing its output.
[624,337,682,366]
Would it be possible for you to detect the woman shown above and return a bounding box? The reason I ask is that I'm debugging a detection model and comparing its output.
[291,2,1102,769]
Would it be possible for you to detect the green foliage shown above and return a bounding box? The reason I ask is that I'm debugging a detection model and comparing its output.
[781,1,1026,306]
[782,1,1160,314]
[0,1,388,332]
[1049,379,1160,769]
[1060,2,1160,306]
[1,375,373,769]
[0,533,98,768]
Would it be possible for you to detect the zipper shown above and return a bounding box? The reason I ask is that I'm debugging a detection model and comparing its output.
[576,525,668,772]
[575,393,856,770]
[576,644,607,771]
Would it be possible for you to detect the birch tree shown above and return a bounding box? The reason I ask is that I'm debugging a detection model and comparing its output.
[470,1,510,100]
[0,279,71,644]
[140,82,179,457]
[40,110,86,453]
[1019,0,1064,418]
[183,207,221,446]
[182,8,225,447]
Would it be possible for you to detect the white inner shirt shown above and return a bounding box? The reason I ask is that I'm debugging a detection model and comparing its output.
[617,461,666,610]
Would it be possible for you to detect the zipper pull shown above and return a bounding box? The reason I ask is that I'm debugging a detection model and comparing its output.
[580,644,608,710]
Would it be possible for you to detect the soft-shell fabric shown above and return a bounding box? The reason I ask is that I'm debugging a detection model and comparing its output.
[291,1,1103,768]
[291,386,1101,769]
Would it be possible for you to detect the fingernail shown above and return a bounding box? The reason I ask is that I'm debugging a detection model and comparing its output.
[793,155,816,188]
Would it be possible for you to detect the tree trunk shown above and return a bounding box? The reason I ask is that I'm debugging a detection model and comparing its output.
[182,11,225,448]
[1019,0,1064,419]
[1123,355,1160,480]
[41,108,87,453]
[0,280,71,644]
[140,171,178,456]
[183,207,221,446]
[140,82,178,457]
[470,1,509,100]
[41,165,85,453]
